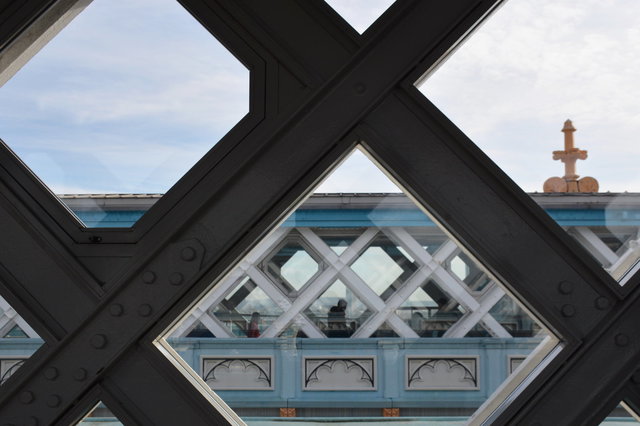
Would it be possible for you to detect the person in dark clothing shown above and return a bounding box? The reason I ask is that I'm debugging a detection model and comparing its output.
[327,299,349,337]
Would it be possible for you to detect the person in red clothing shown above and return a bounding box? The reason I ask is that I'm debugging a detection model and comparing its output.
[247,312,261,338]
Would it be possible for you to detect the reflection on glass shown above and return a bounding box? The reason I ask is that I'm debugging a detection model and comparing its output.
[418,0,640,285]
[601,403,640,425]
[0,295,42,387]
[0,0,249,227]
[534,194,640,285]
[160,147,559,423]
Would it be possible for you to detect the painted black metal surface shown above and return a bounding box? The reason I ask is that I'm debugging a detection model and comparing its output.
[0,0,635,425]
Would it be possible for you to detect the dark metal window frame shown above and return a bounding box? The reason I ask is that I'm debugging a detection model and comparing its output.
[0,0,636,424]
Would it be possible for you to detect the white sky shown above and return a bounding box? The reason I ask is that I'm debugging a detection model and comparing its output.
[420,0,640,193]
[0,0,638,194]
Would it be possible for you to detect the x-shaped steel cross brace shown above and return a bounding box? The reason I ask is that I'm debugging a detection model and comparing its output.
[0,0,637,425]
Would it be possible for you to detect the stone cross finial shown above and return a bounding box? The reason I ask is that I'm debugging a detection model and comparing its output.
[543,119,599,193]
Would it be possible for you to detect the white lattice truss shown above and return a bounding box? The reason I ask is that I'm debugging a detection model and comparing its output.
[568,226,640,284]
[0,297,38,338]
[172,224,640,339]
[172,225,514,339]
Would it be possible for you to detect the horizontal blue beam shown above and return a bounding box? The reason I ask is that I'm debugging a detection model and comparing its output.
[283,209,434,228]
[73,210,146,227]
[71,208,640,228]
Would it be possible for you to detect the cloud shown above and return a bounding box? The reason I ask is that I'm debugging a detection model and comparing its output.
[1,0,637,195]
[0,0,248,194]
[419,0,640,192]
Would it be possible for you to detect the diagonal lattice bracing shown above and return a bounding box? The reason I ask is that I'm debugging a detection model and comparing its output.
[262,227,380,337]
[2,0,636,424]
[357,87,636,422]
[162,146,557,422]
[172,222,514,341]
[0,296,38,339]
[381,227,509,337]
[0,1,515,424]
[568,226,640,285]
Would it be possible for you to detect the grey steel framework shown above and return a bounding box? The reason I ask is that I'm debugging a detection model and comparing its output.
[0,0,635,424]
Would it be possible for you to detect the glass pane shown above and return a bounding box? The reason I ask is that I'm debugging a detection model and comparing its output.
[77,401,122,425]
[324,0,396,34]
[304,280,369,337]
[264,234,321,293]
[159,147,559,423]
[601,403,640,425]
[351,236,417,299]
[0,295,42,387]
[417,0,640,284]
[0,0,249,228]
[211,277,284,338]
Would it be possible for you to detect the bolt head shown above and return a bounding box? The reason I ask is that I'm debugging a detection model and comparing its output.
[595,297,610,310]
[43,367,58,381]
[138,304,153,317]
[558,281,574,295]
[90,334,107,349]
[73,368,87,381]
[142,271,156,284]
[561,304,576,318]
[109,304,124,317]
[46,394,61,408]
[615,333,630,347]
[181,247,196,261]
[169,272,184,286]
[19,391,34,404]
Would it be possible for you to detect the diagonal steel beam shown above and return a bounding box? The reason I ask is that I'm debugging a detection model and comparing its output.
[358,88,631,423]
[0,1,606,422]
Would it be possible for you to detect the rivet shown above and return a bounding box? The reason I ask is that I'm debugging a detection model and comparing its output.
[615,333,630,347]
[46,394,61,408]
[138,304,152,317]
[109,303,124,317]
[558,281,574,295]
[561,304,576,318]
[169,272,184,286]
[43,367,58,381]
[632,371,640,384]
[181,247,196,261]
[19,391,34,404]
[73,368,87,381]
[353,83,366,95]
[142,271,156,284]
[90,334,107,349]
[595,297,610,310]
